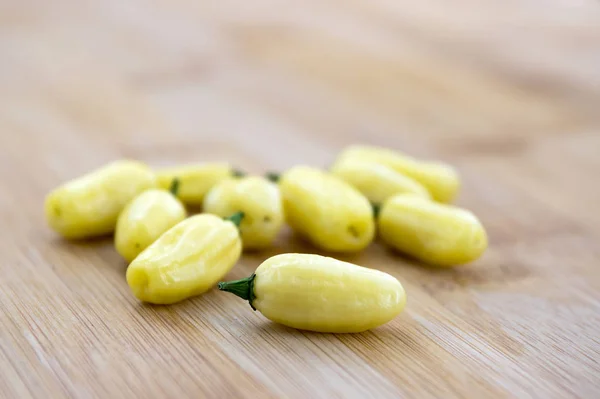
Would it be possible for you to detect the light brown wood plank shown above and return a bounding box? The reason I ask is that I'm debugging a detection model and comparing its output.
[1,0,599,397]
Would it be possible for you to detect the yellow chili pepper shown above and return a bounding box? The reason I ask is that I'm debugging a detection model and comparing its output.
[219,253,407,333]
[126,213,243,304]
[330,159,430,205]
[378,194,487,267]
[45,160,156,239]
[336,145,460,203]
[278,166,375,252]
[115,179,187,263]
[156,163,234,206]
[203,176,283,250]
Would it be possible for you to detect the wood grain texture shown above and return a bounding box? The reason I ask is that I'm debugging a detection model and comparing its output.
[1,0,600,398]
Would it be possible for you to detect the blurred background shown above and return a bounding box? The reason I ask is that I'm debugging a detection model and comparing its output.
[1,1,600,398]
[2,1,599,167]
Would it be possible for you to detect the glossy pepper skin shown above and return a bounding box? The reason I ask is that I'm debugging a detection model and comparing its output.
[126,213,243,304]
[115,181,186,263]
[203,176,283,250]
[219,253,407,333]
[45,160,156,239]
[330,159,430,205]
[156,163,233,206]
[279,166,375,252]
[336,145,460,203]
[378,194,487,267]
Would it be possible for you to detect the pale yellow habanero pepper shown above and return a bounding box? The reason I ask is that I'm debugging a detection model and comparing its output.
[219,253,406,333]
[155,162,235,207]
[126,213,243,304]
[115,179,187,263]
[45,160,156,239]
[330,158,430,205]
[377,194,488,267]
[203,176,283,250]
[278,166,375,252]
[336,145,460,203]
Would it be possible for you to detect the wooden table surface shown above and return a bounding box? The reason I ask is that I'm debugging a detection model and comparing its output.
[1,1,600,398]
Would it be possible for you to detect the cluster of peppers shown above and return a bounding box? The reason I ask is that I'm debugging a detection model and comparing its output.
[44,145,487,333]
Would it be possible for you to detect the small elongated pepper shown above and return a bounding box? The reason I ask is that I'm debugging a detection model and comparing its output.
[279,166,375,252]
[156,163,234,206]
[378,194,487,267]
[336,145,460,203]
[126,213,244,304]
[115,179,187,263]
[203,176,283,250]
[219,253,407,333]
[45,160,156,239]
[330,158,430,205]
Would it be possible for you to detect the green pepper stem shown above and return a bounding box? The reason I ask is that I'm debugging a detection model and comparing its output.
[232,169,246,178]
[224,211,245,227]
[265,172,280,183]
[372,203,381,219]
[218,274,256,310]
[169,178,180,196]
